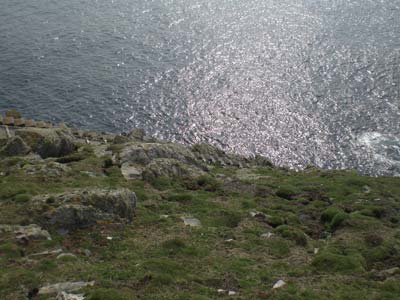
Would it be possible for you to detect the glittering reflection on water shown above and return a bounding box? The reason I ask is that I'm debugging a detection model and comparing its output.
[0,0,399,175]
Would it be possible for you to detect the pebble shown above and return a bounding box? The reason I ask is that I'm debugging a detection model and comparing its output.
[272,280,286,289]
[261,232,274,238]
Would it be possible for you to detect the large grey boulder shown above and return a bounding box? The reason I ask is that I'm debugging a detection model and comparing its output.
[15,128,76,158]
[32,189,137,231]
[0,136,31,156]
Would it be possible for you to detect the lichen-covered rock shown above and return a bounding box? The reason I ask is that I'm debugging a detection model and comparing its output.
[0,136,31,156]
[142,158,205,181]
[15,128,76,158]
[0,224,51,241]
[22,161,71,177]
[32,189,136,231]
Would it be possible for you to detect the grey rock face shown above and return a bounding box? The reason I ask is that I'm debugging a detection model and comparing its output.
[0,136,31,156]
[15,128,76,158]
[33,189,137,231]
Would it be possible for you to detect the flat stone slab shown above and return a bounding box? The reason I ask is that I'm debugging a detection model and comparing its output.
[181,216,201,227]
[39,281,95,294]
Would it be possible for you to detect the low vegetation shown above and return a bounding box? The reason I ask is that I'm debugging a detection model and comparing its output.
[0,134,399,300]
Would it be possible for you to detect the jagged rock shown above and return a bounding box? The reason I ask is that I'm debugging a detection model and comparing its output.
[38,281,95,294]
[142,158,205,181]
[56,292,85,300]
[32,189,136,231]
[0,136,31,156]
[0,224,51,241]
[15,128,76,158]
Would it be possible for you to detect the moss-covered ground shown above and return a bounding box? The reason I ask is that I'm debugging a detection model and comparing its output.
[0,148,400,299]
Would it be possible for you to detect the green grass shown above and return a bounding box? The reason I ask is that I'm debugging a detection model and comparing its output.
[0,147,400,299]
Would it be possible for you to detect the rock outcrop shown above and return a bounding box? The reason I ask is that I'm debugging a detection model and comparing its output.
[15,128,76,158]
[0,136,31,156]
[30,189,137,231]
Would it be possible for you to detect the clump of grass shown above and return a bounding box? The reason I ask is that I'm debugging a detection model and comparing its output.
[266,215,285,228]
[167,193,193,203]
[364,233,384,247]
[321,207,343,223]
[329,212,350,231]
[86,288,134,300]
[312,251,366,274]
[275,225,307,246]
[276,185,299,200]
[192,175,220,192]
[13,193,31,203]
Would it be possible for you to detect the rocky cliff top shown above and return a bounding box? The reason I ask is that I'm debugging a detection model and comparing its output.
[0,110,400,300]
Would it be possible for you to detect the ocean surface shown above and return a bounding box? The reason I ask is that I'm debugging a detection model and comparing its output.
[1,0,400,176]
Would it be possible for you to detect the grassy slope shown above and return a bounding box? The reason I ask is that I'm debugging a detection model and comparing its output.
[0,148,399,300]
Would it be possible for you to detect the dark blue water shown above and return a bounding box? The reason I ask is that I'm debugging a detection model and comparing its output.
[1,0,400,175]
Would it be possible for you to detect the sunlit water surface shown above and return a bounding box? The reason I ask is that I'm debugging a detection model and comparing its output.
[1,0,400,175]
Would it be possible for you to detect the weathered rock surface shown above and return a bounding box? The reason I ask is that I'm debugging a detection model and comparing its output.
[142,158,205,181]
[0,136,31,156]
[0,224,51,241]
[31,189,137,231]
[117,141,271,181]
[56,292,85,300]
[38,281,95,295]
[15,128,76,158]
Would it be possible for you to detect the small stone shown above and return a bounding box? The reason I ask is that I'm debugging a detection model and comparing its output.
[225,238,234,242]
[217,289,225,294]
[314,248,319,254]
[57,253,77,260]
[261,232,274,238]
[228,291,236,296]
[181,216,201,227]
[83,249,92,257]
[56,292,85,300]
[106,236,113,240]
[272,280,286,289]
